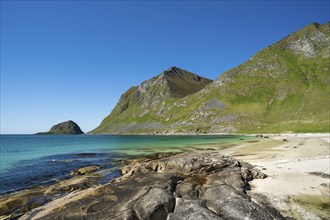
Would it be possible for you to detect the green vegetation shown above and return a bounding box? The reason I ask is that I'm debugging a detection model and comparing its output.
[91,22,330,134]
[289,194,330,219]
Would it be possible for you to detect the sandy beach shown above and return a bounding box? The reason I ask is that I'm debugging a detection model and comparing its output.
[1,134,329,220]
[226,133,330,219]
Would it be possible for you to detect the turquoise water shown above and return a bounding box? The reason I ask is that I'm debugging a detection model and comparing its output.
[0,135,247,195]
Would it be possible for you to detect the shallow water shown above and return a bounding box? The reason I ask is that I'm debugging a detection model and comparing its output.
[0,135,251,195]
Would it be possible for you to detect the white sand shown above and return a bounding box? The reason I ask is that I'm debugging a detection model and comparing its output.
[250,156,329,196]
[228,133,330,219]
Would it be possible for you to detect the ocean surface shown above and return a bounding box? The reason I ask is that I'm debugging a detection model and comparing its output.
[0,135,249,195]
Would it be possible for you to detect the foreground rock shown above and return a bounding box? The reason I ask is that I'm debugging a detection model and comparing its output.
[0,171,101,219]
[36,120,84,135]
[20,151,286,220]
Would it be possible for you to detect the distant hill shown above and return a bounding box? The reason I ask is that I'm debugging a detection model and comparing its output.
[37,120,84,135]
[92,22,330,134]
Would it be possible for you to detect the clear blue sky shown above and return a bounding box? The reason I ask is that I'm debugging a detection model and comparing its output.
[1,0,329,134]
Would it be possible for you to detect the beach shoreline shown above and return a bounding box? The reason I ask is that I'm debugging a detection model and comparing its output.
[0,133,329,219]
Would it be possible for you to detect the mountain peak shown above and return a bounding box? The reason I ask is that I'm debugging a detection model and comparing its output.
[308,22,320,28]
[166,66,180,71]
[160,67,213,97]
[137,67,212,100]
[306,21,329,29]
[280,21,330,58]
[214,21,330,87]
[162,66,184,77]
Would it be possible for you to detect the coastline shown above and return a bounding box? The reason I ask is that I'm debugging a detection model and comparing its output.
[0,133,329,219]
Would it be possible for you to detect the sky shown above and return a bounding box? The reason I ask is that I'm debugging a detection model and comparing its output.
[1,0,329,134]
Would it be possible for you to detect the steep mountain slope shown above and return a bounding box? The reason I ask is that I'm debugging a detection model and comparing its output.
[91,67,213,133]
[201,21,330,133]
[93,22,330,134]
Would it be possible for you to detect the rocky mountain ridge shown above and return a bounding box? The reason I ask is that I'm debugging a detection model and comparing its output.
[92,22,330,134]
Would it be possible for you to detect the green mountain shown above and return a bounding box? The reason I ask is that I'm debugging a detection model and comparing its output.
[91,67,213,134]
[92,22,330,134]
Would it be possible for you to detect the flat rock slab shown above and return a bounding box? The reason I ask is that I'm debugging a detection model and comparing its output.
[19,151,287,220]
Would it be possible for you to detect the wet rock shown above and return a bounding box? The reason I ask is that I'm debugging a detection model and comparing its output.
[0,172,101,219]
[70,165,101,175]
[75,153,98,157]
[0,190,48,219]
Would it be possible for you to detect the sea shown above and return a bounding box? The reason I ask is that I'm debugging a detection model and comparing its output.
[0,135,249,196]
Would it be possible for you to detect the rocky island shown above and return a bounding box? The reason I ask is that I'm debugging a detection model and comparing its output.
[36,120,84,135]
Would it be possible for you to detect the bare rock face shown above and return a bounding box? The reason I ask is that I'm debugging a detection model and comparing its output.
[133,187,175,220]
[285,22,330,58]
[168,199,223,220]
[19,152,286,220]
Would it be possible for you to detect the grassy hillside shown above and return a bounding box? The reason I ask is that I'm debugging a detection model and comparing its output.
[91,67,213,133]
[92,22,330,134]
